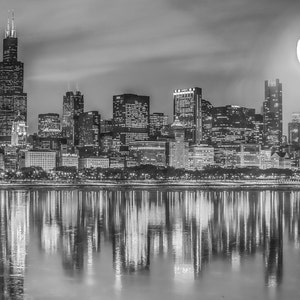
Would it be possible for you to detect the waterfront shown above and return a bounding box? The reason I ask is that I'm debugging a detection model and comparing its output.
[1,188,300,299]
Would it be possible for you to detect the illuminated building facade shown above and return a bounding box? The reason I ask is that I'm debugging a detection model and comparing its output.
[11,112,27,146]
[201,99,214,144]
[173,87,202,143]
[100,118,113,133]
[129,140,168,167]
[214,144,240,167]
[169,117,189,169]
[263,79,282,147]
[238,144,261,167]
[113,94,150,145]
[59,153,79,169]
[78,111,100,147]
[38,113,61,138]
[288,112,300,146]
[62,90,84,145]
[0,12,27,143]
[188,144,214,170]
[78,156,109,169]
[211,105,255,145]
[25,151,56,171]
[149,113,168,138]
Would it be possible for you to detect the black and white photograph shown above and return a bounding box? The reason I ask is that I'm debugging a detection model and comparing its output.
[1,0,300,299]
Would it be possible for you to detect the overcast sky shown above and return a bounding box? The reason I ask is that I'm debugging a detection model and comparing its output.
[2,0,300,133]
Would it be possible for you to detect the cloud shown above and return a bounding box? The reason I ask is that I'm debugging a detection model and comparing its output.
[2,0,300,132]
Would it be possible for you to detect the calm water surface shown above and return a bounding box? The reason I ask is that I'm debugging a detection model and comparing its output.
[0,188,300,300]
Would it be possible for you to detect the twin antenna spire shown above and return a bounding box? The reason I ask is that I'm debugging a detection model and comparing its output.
[5,10,16,38]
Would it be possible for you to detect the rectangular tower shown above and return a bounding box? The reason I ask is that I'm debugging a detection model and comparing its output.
[288,112,300,146]
[173,87,202,144]
[0,12,27,143]
[38,113,61,137]
[62,90,84,146]
[149,112,168,138]
[263,79,282,147]
[78,111,100,147]
[113,94,150,145]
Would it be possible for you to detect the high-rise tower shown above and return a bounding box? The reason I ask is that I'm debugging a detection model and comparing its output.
[173,87,202,144]
[113,94,150,145]
[263,79,282,147]
[62,90,84,146]
[0,11,27,143]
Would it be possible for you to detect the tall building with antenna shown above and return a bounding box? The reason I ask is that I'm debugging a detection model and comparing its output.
[0,11,27,143]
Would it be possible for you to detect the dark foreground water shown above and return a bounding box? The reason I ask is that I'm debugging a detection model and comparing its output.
[0,188,300,300]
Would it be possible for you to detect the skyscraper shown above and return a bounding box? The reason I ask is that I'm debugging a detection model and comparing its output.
[173,87,202,144]
[78,111,100,147]
[38,113,61,138]
[11,112,27,146]
[169,116,189,169]
[263,79,282,147]
[62,90,84,146]
[113,94,150,145]
[0,12,27,143]
[149,112,168,138]
[211,105,255,145]
[288,112,300,146]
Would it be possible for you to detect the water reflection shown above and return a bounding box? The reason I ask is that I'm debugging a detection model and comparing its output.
[0,188,299,299]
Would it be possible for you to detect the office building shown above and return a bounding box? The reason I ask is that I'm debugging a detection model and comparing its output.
[288,113,300,146]
[62,90,84,145]
[3,145,18,171]
[25,151,56,171]
[113,94,150,145]
[149,113,168,138]
[238,144,261,168]
[201,99,214,144]
[169,117,189,169]
[129,140,168,167]
[11,112,27,146]
[173,87,202,143]
[0,12,27,143]
[211,105,255,145]
[263,79,282,147]
[78,156,109,169]
[78,111,100,147]
[38,113,61,137]
[59,153,79,169]
[100,119,113,133]
[188,144,214,170]
[214,144,240,167]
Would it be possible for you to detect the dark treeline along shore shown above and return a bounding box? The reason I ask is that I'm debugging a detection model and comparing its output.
[0,165,299,187]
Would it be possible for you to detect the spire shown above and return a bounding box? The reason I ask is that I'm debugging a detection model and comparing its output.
[4,10,16,38]
[11,10,16,38]
[5,10,10,38]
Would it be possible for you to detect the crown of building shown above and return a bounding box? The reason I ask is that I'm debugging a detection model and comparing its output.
[171,116,184,128]
[5,10,17,38]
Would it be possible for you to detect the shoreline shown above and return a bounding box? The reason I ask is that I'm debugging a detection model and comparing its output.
[1,179,300,189]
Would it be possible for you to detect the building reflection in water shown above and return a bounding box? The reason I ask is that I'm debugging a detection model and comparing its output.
[2,188,300,298]
[0,190,29,300]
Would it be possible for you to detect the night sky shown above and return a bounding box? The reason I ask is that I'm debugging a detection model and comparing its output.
[2,0,300,134]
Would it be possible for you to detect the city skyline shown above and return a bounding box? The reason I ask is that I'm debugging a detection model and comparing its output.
[1,0,300,134]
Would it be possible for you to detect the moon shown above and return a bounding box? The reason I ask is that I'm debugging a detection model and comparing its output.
[297,40,300,63]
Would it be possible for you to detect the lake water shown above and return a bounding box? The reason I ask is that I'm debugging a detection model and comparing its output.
[0,187,300,300]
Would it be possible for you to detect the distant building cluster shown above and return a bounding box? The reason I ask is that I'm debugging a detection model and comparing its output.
[0,14,298,173]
